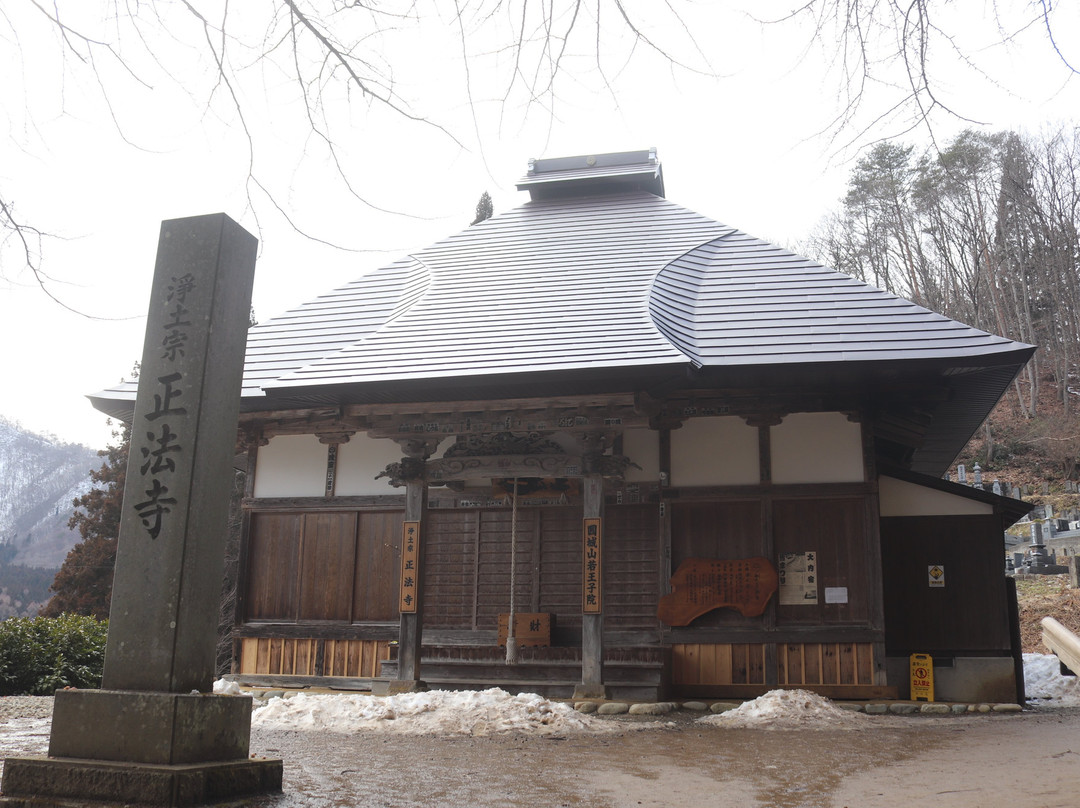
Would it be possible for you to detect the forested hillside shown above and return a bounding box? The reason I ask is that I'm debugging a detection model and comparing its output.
[806,127,1080,489]
[0,417,100,615]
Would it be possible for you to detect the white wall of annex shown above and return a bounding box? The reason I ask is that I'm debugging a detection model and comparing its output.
[879,476,994,516]
[670,416,760,486]
[253,434,327,498]
[771,412,864,484]
[623,428,660,482]
[335,434,411,496]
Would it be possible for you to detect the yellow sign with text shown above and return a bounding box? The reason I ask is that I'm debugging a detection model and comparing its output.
[910,653,934,702]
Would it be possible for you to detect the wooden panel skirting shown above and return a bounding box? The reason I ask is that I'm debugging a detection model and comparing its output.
[239,638,392,679]
[673,641,885,697]
[672,683,899,700]
[778,641,875,687]
[672,643,767,686]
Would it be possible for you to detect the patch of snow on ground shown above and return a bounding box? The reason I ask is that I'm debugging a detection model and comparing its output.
[0,717,51,756]
[249,687,622,736]
[698,689,870,730]
[213,679,243,695]
[1024,653,1080,705]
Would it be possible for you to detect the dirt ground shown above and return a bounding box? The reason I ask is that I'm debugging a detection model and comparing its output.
[3,697,1080,807]
[3,577,1078,807]
[243,706,1080,808]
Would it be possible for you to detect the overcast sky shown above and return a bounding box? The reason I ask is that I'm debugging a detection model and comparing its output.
[1,2,1077,449]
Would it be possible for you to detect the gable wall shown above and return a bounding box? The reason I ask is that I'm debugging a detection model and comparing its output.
[879,476,994,517]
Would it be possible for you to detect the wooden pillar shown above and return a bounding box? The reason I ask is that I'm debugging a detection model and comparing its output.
[859,414,889,686]
[232,433,265,674]
[397,477,428,684]
[372,438,437,695]
[576,473,607,699]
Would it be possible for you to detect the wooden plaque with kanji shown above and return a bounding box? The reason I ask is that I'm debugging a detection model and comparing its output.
[657,557,778,625]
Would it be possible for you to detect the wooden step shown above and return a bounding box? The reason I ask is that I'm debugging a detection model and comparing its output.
[379,646,669,700]
[417,677,666,701]
[381,657,664,680]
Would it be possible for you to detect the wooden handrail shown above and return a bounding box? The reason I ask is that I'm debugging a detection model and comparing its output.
[1041,616,1080,676]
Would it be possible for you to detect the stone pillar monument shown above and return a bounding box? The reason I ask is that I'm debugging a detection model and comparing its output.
[1,214,282,806]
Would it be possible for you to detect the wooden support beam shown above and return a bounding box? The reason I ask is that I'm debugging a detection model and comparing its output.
[576,474,607,699]
[397,478,427,686]
[366,407,648,439]
[427,454,584,484]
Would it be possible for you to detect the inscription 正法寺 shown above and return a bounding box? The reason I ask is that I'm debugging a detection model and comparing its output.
[133,274,197,540]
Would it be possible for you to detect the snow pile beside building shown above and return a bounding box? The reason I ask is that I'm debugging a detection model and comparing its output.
[1024,653,1080,705]
[698,689,870,730]
[248,687,622,736]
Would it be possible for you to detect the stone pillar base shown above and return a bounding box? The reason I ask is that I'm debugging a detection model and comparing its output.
[370,679,428,696]
[0,689,281,807]
[0,756,282,807]
[573,683,609,700]
[47,689,253,765]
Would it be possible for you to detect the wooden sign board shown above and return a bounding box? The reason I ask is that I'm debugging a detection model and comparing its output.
[583,517,602,613]
[497,613,553,647]
[399,521,420,613]
[658,557,778,626]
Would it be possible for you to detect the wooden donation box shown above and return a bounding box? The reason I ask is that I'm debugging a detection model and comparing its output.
[498,613,553,647]
[658,557,778,625]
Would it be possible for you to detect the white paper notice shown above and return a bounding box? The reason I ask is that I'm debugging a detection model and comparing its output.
[824,586,848,604]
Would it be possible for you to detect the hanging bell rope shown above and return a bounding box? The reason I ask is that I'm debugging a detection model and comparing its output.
[505,476,520,666]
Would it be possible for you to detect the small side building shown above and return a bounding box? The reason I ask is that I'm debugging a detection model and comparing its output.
[92,149,1035,702]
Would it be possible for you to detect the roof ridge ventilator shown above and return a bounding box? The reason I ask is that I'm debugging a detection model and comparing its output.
[516,147,665,200]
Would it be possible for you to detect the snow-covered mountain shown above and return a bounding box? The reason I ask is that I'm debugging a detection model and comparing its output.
[0,417,100,569]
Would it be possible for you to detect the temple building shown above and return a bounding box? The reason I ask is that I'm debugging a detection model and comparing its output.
[92,149,1034,702]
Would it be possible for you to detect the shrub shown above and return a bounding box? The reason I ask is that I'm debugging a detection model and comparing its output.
[0,614,108,696]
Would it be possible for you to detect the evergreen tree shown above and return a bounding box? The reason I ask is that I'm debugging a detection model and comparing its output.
[41,424,129,619]
[471,191,493,225]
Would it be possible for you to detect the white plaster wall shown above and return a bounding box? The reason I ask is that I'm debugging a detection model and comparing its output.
[771,412,864,484]
[623,428,660,482]
[253,434,327,498]
[670,417,760,486]
[335,434,416,496]
[879,476,994,517]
